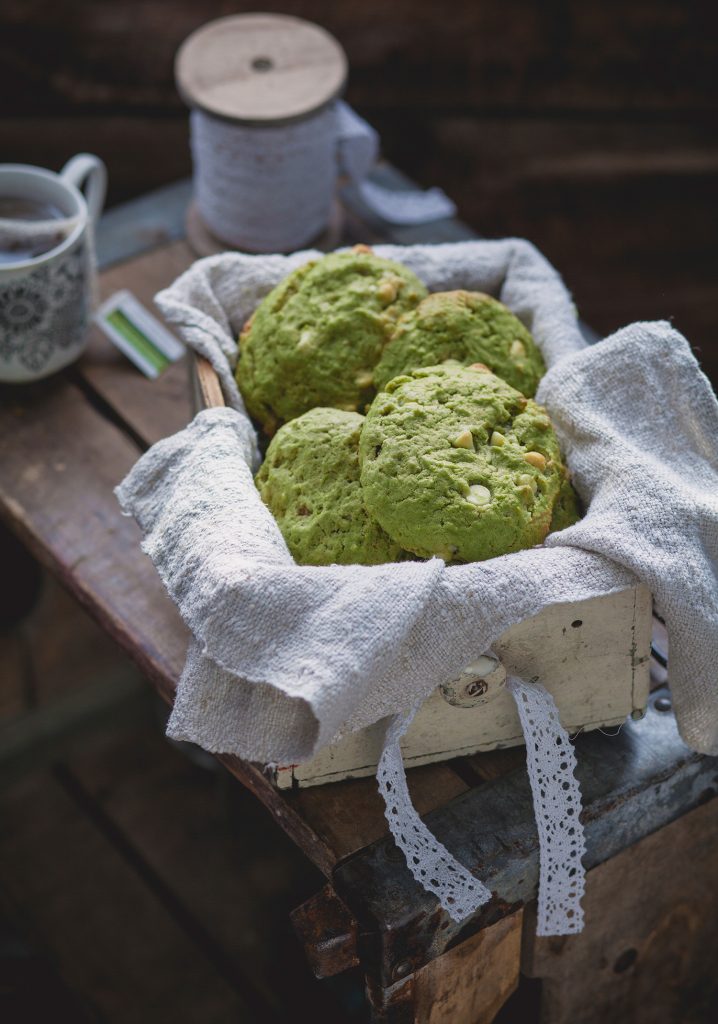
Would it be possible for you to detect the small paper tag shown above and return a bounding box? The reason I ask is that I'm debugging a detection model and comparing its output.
[95,290,185,379]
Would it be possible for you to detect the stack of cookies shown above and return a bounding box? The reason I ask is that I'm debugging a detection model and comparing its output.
[238,245,580,566]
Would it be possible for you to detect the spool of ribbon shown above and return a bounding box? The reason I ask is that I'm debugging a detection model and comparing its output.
[176,13,456,254]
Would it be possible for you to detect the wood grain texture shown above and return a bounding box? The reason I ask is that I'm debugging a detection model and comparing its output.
[523,797,718,1024]
[290,763,469,862]
[195,354,225,409]
[0,240,474,884]
[0,377,188,692]
[63,724,351,1021]
[411,910,522,1024]
[2,1,714,116]
[80,239,195,446]
[291,884,361,979]
[277,586,651,787]
[364,911,523,1023]
[0,375,347,878]
[176,13,347,122]
[0,107,714,1015]
[0,768,255,1022]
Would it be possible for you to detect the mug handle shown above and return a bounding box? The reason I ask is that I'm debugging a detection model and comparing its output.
[60,153,107,224]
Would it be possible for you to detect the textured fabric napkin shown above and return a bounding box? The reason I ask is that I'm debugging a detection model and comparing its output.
[116,240,718,762]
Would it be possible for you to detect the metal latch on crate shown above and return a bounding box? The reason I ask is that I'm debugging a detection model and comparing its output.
[440,653,507,707]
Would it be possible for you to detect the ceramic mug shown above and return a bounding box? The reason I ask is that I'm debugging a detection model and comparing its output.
[0,155,107,382]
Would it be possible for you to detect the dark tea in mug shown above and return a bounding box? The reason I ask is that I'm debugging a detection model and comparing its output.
[0,196,67,264]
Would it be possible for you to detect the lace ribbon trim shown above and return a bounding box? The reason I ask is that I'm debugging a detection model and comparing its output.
[377,708,493,919]
[506,675,586,934]
[377,676,587,935]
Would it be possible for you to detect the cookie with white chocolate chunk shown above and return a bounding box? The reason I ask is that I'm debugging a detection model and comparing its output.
[358,362,565,562]
[255,407,404,566]
[373,290,545,397]
[236,245,427,433]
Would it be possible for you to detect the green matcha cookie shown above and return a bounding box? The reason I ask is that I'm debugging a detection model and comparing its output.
[550,477,582,533]
[359,363,564,562]
[237,246,428,433]
[255,407,404,566]
[373,290,545,397]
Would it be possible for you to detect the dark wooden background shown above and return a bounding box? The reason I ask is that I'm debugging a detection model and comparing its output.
[1,0,717,382]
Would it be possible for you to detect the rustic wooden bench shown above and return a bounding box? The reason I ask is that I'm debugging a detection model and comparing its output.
[1,170,716,1024]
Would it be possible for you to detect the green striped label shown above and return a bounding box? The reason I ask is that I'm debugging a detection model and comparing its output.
[106,309,170,374]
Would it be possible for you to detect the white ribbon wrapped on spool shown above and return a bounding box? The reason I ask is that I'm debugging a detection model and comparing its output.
[176,13,456,254]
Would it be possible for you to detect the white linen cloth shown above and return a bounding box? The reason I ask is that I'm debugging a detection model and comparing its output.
[116,239,718,934]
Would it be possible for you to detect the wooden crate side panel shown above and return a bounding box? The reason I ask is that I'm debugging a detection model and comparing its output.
[522,798,718,1024]
[278,585,652,788]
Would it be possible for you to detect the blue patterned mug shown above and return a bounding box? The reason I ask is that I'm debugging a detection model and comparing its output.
[0,155,107,382]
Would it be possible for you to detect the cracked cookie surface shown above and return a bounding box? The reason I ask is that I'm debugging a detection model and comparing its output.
[359,363,564,562]
[256,407,404,566]
[373,290,545,397]
[237,248,427,433]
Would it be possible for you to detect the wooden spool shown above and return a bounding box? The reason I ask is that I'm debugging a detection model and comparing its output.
[176,13,349,255]
[184,196,345,259]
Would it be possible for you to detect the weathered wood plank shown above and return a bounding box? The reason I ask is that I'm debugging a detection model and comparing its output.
[0,246,473,880]
[0,768,257,1022]
[0,377,188,691]
[96,178,193,269]
[64,722,354,1022]
[410,910,522,1024]
[363,911,523,1023]
[1,131,713,1010]
[332,694,718,985]
[277,585,651,788]
[77,239,195,447]
[291,885,361,980]
[290,763,469,863]
[522,797,718,1024]
[2,1,715,116]
[0,632,26,720]
[78,181,479,867]
[195,354,224,409]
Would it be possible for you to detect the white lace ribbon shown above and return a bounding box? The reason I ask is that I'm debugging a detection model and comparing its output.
[377,674,587,935]
[335,103,456,226]
[506,676,586,935]
[377,707,493,919]
[190,101,455,252]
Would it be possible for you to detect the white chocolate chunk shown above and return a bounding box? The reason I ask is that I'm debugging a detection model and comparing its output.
[467,484,491,506]
[510,339,526,359]
[452,428,474,449]
[297,330,316,352]
[517,473,537,491]
[377,278,399,303]
[524,451,547,469]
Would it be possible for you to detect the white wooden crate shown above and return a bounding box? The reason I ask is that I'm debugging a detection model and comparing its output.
[271,584,653,788]
[193,357,653,791]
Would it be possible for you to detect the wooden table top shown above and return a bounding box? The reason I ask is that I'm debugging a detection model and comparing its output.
[0,173,715,982]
